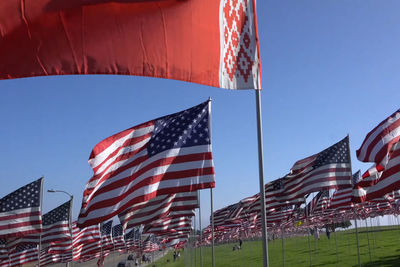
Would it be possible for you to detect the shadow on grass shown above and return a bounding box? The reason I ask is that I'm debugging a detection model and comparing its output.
[354,255,400,267]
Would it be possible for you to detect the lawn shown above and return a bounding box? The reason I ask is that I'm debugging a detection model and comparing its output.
[153,225,400,266]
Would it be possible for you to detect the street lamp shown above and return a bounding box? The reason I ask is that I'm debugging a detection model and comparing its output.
[47,189,73,267]
[47,189,73,199]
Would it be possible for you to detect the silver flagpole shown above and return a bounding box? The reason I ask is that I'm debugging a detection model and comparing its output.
[353,214,361,267]
[255,89,269,267]
[38,177,44,267]
[304,197,312,267]
[99,224,103,265]
[365,219,372,263]
[281,225,285,267]
[370,217,376,257]
[347,135,361,267]
[333,223,339,265]
[67,196,73,267]
[210,188,215,267]
[198,191,203,267]
[194,216,197,267]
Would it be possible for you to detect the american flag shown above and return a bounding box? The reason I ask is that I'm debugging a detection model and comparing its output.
[212,203,242,227]
[72,222,101,261]
[112,224,126,252]
[8,243,38,267]
[100,220,113,253]
[125,228,140,251]
[6,199,71,250]
[248,178,305,215]
[0,178,43,238]
[0,239,8,266]
[47,239,73,263]
[330,171,360,210]
[356,109,400,164]
[78,100,215,227]
[330,188,352,211]
[282,136,352,200]
[40,247,62,266]
[266,206,295,225]
[353,141,400,202]
[266,178,304,210]
[119,192,198,230]
[233,195,259,219]
[41,200,71,244]
[306,192,322,217]
[145,216,192,237]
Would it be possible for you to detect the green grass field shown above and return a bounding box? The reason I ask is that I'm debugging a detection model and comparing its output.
[153,225,400,266]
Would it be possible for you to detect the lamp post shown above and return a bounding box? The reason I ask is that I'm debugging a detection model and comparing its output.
[47,189,73,267]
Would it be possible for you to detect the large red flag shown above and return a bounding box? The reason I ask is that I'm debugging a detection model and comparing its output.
[0,0,261,89]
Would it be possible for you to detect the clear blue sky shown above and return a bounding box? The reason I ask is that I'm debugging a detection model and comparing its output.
[1,0,400,229]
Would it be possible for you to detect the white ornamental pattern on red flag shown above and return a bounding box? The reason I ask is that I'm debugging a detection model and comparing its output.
[220,0,261,89]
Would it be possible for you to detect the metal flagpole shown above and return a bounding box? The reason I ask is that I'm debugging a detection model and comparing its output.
[281,225,285,267]
[346,135,361,267]
[333,225,339,265]
[68,196,73,267]
[397,216,400,241]
[369,217,376,257]
[47,189,74,266]
[99,224,103,266]
[353,215,361,267]
[304,197,312,267]
[38,177,44,267]
[210,188,215,267]
[198,191,203,267]
[194,216,197,267]
[255,88,269,267]
[365,219,372,263]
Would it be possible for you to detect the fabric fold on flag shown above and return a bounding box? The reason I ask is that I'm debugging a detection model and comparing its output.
[0,0,261,89]
[118,192,198,230]
[353,141,400,203]
[78,100,215,227]
[356,109,400,164]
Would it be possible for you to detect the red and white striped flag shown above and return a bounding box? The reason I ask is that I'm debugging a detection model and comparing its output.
[353,141,400,202]
[7,243,38,267]
[0,178,43,238]
[357,109,400,164]
[78,100,215,227]
[145,217,192,236]
[282,136,352,200]
[0,239,9,266]
[307,191,330,216]
[72,222,101,261]
[112,224,126,253]
[6,199,72,252]
[119,192,197,230]
[330,187,353,211]
[100,220,113,254]
[47,239,73,263]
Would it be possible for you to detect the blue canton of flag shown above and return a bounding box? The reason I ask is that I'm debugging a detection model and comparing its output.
[352,170,361,186]
[148,101,210,156]
[101,221,113,236]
